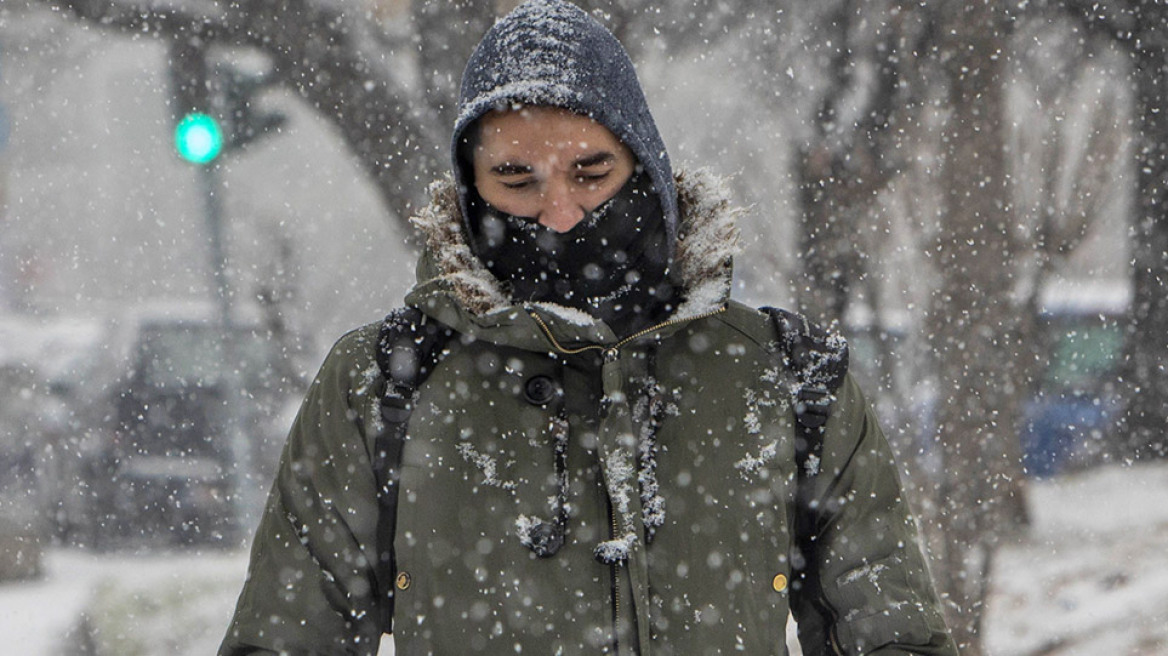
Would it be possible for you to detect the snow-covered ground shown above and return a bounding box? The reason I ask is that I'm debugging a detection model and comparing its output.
[985,461,1168,655]
[0,547,249,655]
[2,462,1166,655]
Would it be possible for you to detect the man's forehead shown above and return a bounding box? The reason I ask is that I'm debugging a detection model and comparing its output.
[472,104,630,167]
[485,136,597,150]
[482,106,601,131]
[480,123,610,155]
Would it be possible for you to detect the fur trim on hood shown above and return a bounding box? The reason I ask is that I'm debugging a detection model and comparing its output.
[409,168,743,322]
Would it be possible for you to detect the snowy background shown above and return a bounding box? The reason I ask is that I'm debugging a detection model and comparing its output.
[1,0,1165,654]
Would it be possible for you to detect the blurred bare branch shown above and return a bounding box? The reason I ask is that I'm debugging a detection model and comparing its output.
[45,0,442,230]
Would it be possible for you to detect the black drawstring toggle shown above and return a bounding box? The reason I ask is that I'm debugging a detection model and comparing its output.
[525,519,566,558]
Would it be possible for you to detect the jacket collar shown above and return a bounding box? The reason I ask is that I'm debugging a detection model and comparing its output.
[405,168,743,347]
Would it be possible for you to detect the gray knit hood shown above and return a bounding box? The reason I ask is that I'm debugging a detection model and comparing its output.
[451,0,679,257]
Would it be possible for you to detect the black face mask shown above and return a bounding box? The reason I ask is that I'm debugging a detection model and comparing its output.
[468,171,676,336]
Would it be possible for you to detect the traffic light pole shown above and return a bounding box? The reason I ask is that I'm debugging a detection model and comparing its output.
[199,163,260,540]
[170,42,285,542]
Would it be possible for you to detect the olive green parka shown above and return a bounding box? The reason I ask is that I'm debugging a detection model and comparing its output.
[220,170,957,656]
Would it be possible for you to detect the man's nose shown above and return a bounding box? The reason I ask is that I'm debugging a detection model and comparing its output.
[537,180,585,233]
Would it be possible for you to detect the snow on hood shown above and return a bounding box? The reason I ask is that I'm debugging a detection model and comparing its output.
[452,0,679,260]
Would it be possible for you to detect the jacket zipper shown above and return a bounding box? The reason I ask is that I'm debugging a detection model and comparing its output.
[610,498,622,652]
[528,306,728,357]
[531,306,727,653]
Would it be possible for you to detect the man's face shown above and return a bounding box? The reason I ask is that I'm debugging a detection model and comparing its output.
[472,106,637,233]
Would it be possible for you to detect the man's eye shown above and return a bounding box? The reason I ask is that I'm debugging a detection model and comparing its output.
[576,171,610,183]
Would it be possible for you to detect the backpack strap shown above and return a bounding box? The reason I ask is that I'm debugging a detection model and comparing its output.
[373,307,454,634]
[760,307,849,587]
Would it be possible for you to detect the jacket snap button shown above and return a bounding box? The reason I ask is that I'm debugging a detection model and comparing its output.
[396,571,412,591]
[772,573,788,592]
[524,375,557,405]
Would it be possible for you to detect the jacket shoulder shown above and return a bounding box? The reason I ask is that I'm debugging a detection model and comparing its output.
[310,321,385,402]
[711,299,783,351]
[329,320,383,360]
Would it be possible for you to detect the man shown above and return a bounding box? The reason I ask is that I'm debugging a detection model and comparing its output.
[220,1,958,654]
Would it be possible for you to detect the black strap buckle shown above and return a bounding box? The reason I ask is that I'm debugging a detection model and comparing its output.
[795,385,831,429]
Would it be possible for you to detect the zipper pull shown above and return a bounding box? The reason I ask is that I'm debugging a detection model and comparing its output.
[600,347,624,419]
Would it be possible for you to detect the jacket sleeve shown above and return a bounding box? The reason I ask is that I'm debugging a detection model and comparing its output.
[789,374,958,656]
[219,328,385,656]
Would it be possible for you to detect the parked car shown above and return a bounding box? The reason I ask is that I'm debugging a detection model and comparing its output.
[81,302,298,547]
[1,302,302,550]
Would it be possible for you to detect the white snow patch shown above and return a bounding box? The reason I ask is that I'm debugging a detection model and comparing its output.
[529,301,598,327]
[356,362,380,396]
[456,442,517,491]
[743,410,762,435]
[514,514,543,549]
[735,441,778,478]
[602,448,635,515]
[360,364,386,434]
[1038,277,1131,316]
[594,532,638,564]
[736,374,788,479]
[632,379,667,531]
[838,562,888,589]
[595,445,641,563]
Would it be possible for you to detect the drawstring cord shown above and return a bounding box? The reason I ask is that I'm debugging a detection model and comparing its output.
[519,360,665,557]
[522,407,571,557]
[635,345,665,546]
[521,306,726,559]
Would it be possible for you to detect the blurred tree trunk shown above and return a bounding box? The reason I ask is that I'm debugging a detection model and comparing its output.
[923,3,1025,653]
[794,0,864,328]
[794,0,901,327]
[792,0,948,515]
[789,10,1038,652]
[412,1,497,131]
[0,160,8,310]
[797,146,862,326]
[1120,6,1168,460]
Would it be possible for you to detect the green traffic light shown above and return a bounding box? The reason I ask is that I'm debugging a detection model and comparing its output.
[175,112,223,164]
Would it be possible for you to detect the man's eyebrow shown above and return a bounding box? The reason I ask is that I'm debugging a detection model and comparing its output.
[574,152,616,168]
[490,162,533,176]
